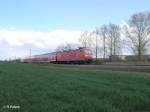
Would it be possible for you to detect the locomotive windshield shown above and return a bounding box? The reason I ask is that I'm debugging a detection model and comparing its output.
[84,49,92,54]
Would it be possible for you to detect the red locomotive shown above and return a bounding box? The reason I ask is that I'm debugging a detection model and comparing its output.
[21,47,93,64]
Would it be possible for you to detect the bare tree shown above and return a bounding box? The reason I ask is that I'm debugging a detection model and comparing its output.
[79,31,93,48]
[94,29,99,61]
[124,11,150,61]
[107,23,121,59]
[99,25,108,59]
[91,29,103,60]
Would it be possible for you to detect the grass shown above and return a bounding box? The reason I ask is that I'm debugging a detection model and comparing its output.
[0,63,150,112]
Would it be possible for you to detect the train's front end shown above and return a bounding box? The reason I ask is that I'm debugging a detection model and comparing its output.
[81,47,93,63]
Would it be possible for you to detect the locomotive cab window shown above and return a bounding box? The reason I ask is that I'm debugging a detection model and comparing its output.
[84,49,92,54]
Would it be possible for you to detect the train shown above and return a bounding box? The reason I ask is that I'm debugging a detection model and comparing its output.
[21,47,93,64]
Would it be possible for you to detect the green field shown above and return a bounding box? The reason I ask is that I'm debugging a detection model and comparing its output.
[0,63,150,112]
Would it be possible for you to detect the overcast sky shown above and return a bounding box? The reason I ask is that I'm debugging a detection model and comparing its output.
[0,0,150,60]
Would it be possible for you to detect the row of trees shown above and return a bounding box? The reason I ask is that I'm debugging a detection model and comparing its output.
[56,11,150,62]
[79,11,150,61]
[79,23,121,61]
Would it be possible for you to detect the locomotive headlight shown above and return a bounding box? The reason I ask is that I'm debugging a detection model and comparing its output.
[85,54,89,57]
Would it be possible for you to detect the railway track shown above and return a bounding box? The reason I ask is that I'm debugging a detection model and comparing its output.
[58,64,150,73]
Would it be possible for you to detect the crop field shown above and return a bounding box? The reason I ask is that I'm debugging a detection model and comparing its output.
[0,63,150,112]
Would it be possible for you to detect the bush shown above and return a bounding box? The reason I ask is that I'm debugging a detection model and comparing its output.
[92,58,109,64]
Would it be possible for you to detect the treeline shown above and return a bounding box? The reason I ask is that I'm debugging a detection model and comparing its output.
[57,11,150,62]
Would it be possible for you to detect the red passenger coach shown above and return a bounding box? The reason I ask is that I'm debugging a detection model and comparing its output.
[21,47,93,64]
